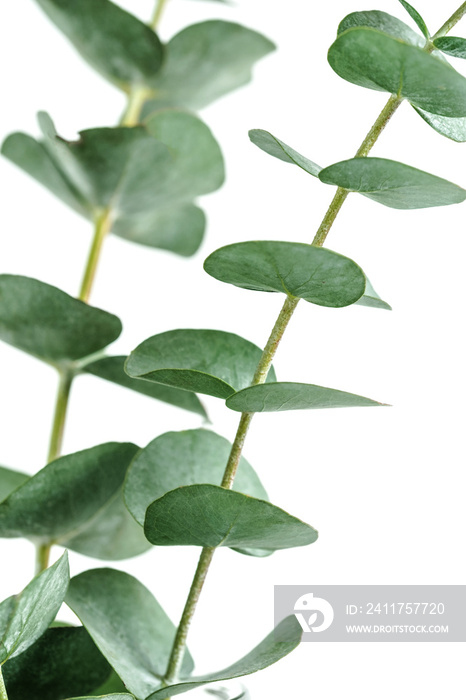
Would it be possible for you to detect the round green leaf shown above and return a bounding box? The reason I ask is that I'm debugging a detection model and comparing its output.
[142,110,225,209]
[63,490,151,561]
[204,241,366,308]
[66,569,194,700]
[0,467,29,503]
[2,626,112,700]
[0,443,146,561]
[34,0,164,90]
[433,36,466,59]
[144,484,318,550]
[0,132,89,216]
[328,27,466,117]
[82,356,208,418]
[113,204,206,256]
[0,552,69,664]
[146,616,302,700]
[124,429,268,559]
[248,130,322,176]
[225,382,386,413]
[338,10,424,46]
[37,112,172,215]
[141,21,275,113]
[2,111,224,255]
[414,107,466,142]
[126,330,277,399]
[318,157,466,209]
[125,429,267,526]
[0,275,121,364]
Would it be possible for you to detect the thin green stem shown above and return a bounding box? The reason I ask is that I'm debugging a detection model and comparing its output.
[221,295,300,490]
[47,369,74,465]
[36,368,74,573]
[120,86,153,127]
[78,209,113,303]
[162,2,466,680]
[164,547,215,684]
[162,96,401,690]
[354,94,403,159]
[432,1,466,39]
[150,0,169,30]
[0,666,9,700]
[313,93,403,248]
[33,0,157,578]
[164,296,299,683]
[35,542,51,576]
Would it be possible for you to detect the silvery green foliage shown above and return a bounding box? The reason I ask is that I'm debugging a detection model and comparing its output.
[1,2,466,698]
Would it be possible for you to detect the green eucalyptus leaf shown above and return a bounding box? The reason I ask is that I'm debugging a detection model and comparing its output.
[0,275,121,363]
[69,696,135,699]
[66,569,194,699]
[69,697,134,700]
[204,241,366,307]
[0,552,69,664]
[356,278,391,311]
[0,132,89,216]
[112,203,206,256]
[141,21,275,113]
[126,330,277,399]
[397,1,429,39]
[433,36,466,58]
[89,670,129,696]
[414,107,466,142]
[0,443,147,561]
[2,626,112,700]
[34,0,164,90]
[0,599,16,641]
[82,356,207,418]
[63,490,151,561]
[0,467,29,503]
[248,130,322,176]
[2,111,224,255]
[328,27,466,117]
[226,382,386,413]
[125,429,267,526]
[318,157,466,209]
[124,429,269,557]
[146,616,302,700]
[338,10,424,46]
[144,484,318,550]
[141,110,224,208]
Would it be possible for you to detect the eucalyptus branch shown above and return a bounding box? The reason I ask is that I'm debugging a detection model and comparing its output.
[432,1,466,39]
[3,0,465,696]
[35,3,163,573]
[47,368,74,465]
[163,3,466,683]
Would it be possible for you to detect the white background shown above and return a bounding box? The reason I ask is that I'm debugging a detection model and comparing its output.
[0,0,465,698]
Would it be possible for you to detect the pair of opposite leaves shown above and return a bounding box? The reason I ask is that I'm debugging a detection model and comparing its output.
[250,8,466,205]
[2,0,276,257]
